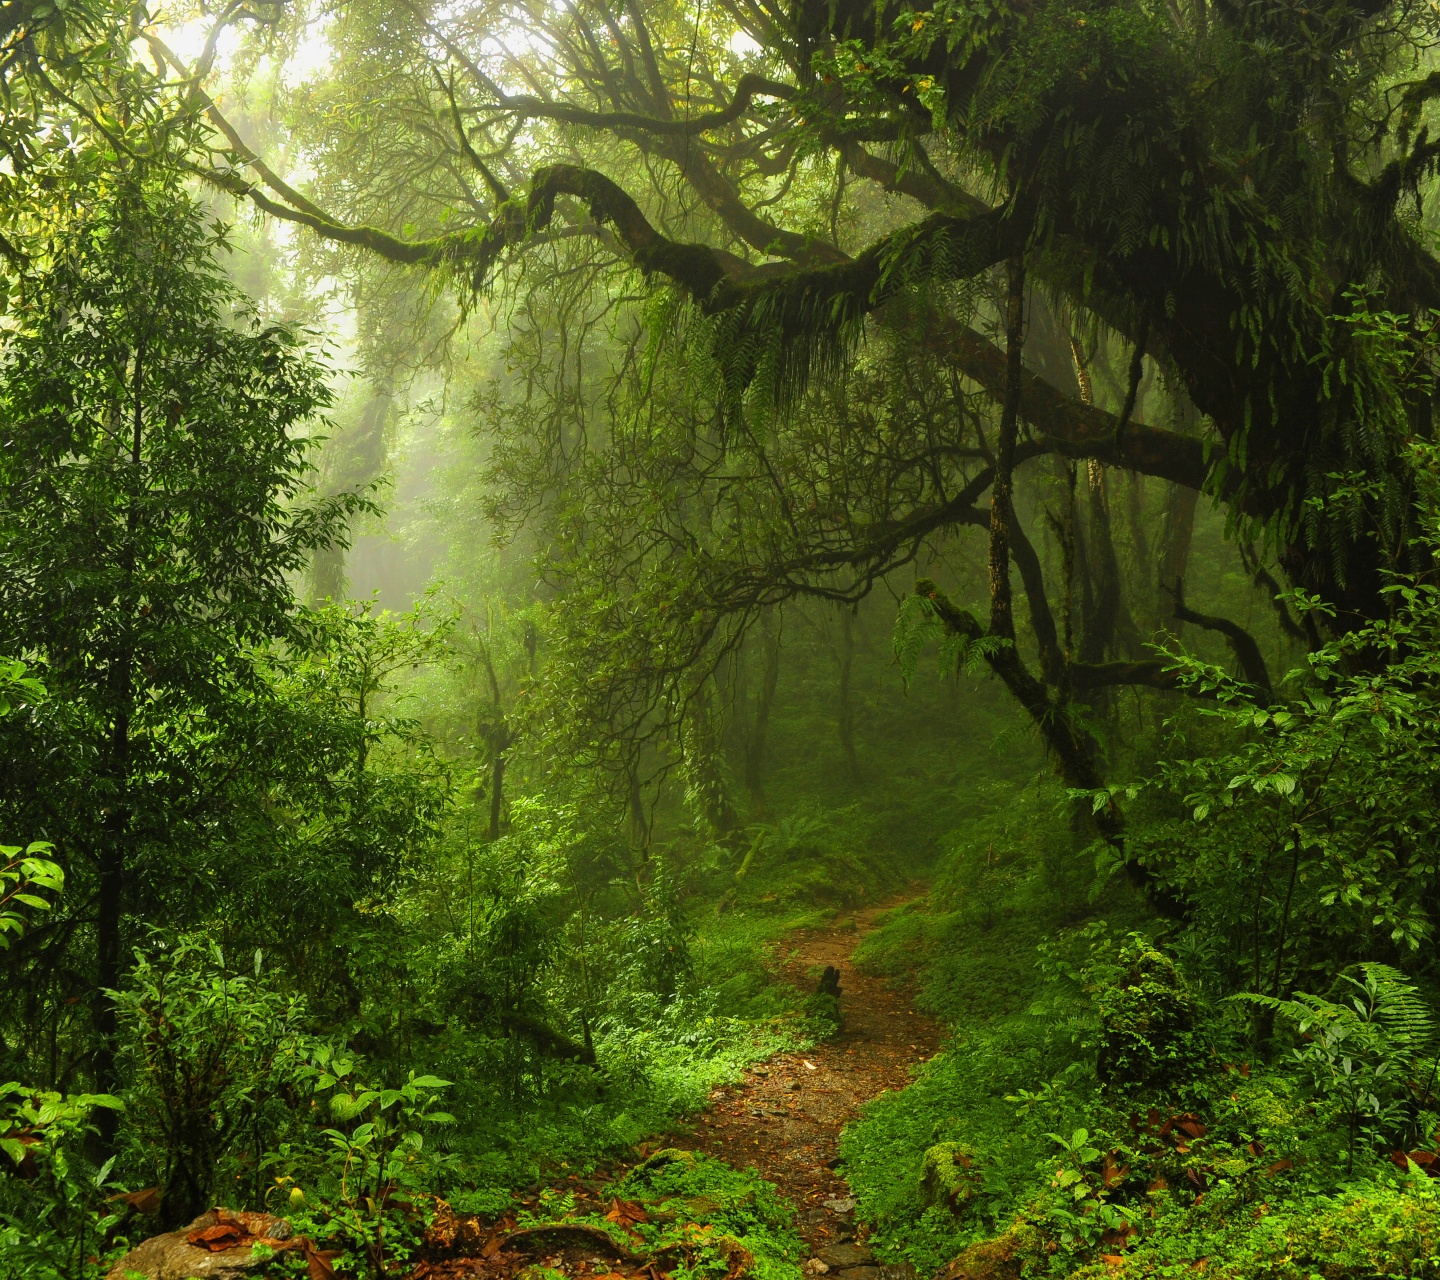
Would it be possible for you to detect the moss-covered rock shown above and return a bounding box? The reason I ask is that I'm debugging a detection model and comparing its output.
[919,1142,981,1215]
[1093,935,1204,1097]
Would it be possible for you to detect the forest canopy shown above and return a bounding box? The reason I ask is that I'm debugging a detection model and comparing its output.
[5,0,1440,1276]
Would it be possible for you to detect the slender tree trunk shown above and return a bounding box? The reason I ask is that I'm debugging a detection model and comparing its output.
[685,680,737,836]
[1157,482,1200,637]
[309,385,391,606]
[95,344,146,1135]
[1078,463,1123,664]
[744,608,782,804]
[626,758,650,851]
[987,256,1027,641]
[837,605,860,784]
[488,738,507,842]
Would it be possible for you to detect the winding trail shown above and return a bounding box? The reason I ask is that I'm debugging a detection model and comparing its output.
[668,893,940,1267]
[407,894,940,1280]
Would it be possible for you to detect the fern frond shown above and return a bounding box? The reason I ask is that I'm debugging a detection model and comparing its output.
[1357,962,1436,1049]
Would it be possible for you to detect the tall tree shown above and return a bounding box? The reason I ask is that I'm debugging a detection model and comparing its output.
[0,174,363,1099]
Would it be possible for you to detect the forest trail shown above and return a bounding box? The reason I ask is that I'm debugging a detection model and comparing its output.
[667,892,940,1269]
[410,895,939,1280]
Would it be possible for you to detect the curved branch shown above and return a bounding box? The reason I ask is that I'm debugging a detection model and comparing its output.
[929,315,1210,490]
[914,581,1184,917]
[147,33,334,224]
[478,71,796,137]
[1168,578,1272,697]
[1069,660,1181,691]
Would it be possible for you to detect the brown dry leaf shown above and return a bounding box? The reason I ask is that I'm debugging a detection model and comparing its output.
[187,1224,248,1252]
[481,1232,505,1258]
[1100,1154,1129,1188]
[305,1245,342,1280]
[109,1186,161,1215]
[606,1198,650,1229]
[1100,1257,1124,1269]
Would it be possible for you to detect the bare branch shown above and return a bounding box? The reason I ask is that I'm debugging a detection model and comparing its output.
[1168,578,1272,697]
[478,70,796,137]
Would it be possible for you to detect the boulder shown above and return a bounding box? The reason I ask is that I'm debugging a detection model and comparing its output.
[817,1243,875,1269]
[105,1209,294,1280]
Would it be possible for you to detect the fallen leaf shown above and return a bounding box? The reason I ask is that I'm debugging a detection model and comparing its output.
[109,1186,161,1215]
[1100,1154,1129,1188]
[606,1198,650,1229]
[802,1061,817,1071]
[306,1247,342,1280]
[187,1224,247,1252]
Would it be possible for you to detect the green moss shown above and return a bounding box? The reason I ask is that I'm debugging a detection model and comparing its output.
[613,1150,803,1280]
[1093,934,1205,1097]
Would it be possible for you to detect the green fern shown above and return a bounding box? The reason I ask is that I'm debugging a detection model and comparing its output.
[894,592,944,687]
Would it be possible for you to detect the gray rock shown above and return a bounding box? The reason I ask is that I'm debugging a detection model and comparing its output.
[818,1243,875,1268]
[105,1210,293,1280]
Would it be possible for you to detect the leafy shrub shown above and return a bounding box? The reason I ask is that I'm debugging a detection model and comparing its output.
[111,933,310,1227]
[1239,962,1439,1171]
[1063,1173,1440,1279]
[613,1149,802,1280]
[0,1084,124,1280]
[270,1046,456,1278]
[0,840,62,951]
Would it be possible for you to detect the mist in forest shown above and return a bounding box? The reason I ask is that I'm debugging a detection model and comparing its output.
[4,1,1440,1277]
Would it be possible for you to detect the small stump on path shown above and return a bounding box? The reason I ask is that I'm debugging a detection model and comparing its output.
[805,966,843,1035]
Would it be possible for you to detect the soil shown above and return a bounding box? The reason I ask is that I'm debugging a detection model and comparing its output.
[666,892,940,1261]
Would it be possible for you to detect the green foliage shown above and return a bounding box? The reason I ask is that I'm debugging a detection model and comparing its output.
[0,1083,124,1280]
[1091,935,1206,1099]
[613,1149,803,1280]
[110,934,311,1227]
[1065,1175,1440,1279]
[0,659,44,718]
[1238,963,1438,1172]
[919,1141,981,1213]
[0,841,62,949]
[1118,544,1440,994]
[0,171,368,1089]
[284,1047,456,1277]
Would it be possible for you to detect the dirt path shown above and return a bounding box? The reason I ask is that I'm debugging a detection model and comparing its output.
[667,893,940,1271]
